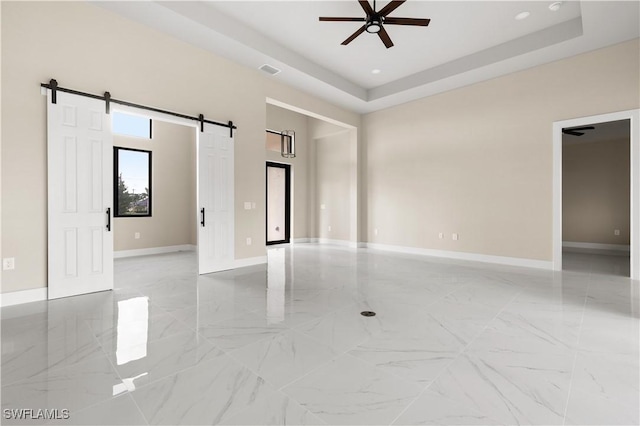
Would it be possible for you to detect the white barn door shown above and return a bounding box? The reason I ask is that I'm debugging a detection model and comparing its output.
[198,123,235,274]
[47,91,113,299]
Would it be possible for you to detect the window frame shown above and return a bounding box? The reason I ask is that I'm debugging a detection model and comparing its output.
[113,146,153,218]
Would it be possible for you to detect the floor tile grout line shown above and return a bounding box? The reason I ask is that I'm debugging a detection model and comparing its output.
[387,289,523,425]
[561,277,591,426]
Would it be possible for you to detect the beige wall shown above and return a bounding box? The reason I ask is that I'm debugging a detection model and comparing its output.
[0,1,360,293]
[265,104,310,239]
[563,138,630,245]
[114,120,196,251]
[315,131,352,241]
[363,39,639,261]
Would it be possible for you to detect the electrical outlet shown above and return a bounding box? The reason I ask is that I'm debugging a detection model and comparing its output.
[328,225,332,232]
[244,202,251,210]
[438,232,444,239]
[134,232,140,239]
[246,237,252,246]
[3,258,15,270]
[320,204,326,210]
[374,228,378,236]
[452,233,459,241]
[251,202,256,209]
[614,229,621,236]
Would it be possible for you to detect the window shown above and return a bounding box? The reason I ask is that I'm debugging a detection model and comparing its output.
[266,130,281,152]
[113,112,152,139]
[114,147,152,217]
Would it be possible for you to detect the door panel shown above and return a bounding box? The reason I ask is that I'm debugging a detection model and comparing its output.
[48,91,113,299]
[198,124,235,274]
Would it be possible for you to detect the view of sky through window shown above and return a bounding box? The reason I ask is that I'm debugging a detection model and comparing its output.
[118,150,149,194]
[112,111,151,139]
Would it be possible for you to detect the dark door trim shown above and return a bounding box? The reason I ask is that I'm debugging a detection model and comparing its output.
[266,162,291,245]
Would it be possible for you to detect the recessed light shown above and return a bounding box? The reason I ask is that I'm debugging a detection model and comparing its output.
[371,69,381,74]
[549,2,563,11]
[515,11,530,20]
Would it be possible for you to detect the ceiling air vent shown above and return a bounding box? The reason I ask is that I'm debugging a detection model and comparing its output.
[259,64,281,76]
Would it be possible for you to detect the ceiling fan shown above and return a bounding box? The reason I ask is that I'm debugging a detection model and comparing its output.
[319,0,431,49]
[562,126,595,136]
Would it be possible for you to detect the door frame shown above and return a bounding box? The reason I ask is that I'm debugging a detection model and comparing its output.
[552,109,640,279]
[266,161,291,245]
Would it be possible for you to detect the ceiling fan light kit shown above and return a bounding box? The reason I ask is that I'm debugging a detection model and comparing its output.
[319,0,431,49]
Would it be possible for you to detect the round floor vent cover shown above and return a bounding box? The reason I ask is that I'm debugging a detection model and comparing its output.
[360,311,376,317]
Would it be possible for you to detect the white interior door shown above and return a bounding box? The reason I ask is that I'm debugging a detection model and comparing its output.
[47,91,113,299]
[198,123,235,274]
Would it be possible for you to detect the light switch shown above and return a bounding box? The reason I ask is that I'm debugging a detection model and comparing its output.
[134,232,140,239]
[251,202,256,209]
[438,233,444,239]
[614,229,621,236]
[244,202,252,210]
[452,233,459,241]
[320,204,326,210]
[246,237,252,245]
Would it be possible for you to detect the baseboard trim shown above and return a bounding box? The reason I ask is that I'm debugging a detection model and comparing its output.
[315,238,359,248]
[235,256,267,268]
[563,241,630,252]
[1,287,48,307]
[365,242,552,270]
[291,238,310,244]
[114,244,196,259]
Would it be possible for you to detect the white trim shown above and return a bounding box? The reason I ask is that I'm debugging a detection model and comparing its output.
[291,238,310,244]
[365,242,552,270]
[1,288,48,307]
[234,256,267,268]
[114,244,196,259]
[553,109,640,280]
[563,241,630,252]
[316,238,359,248]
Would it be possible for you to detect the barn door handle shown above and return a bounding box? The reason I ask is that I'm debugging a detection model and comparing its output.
[106,208,111,232]
[201,208,205,227]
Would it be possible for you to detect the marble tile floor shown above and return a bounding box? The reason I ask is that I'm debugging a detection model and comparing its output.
[1,246,638,425]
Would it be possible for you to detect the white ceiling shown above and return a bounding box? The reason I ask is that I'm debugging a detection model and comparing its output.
[96,1,639,113]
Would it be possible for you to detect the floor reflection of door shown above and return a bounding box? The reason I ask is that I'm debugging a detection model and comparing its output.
[266,162,290,245]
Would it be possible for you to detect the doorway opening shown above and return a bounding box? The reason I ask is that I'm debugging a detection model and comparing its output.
[110,106,235,275]
[553,109,640,280]
[561,119,630,276]
[111,113,198,263]
[266,161,291,245]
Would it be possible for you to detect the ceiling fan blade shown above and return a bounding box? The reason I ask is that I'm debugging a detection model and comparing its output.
[377,26,394,48]
[358,0,374,16]
[341,25,367,45]
[319,17,367,22]
[568,126,595,131]
[384,17,431,26]
[378,0,406,17]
